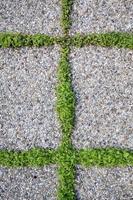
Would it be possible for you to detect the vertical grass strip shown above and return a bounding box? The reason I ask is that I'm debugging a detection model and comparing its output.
[58,162,76,200]
[56,45,75,148]
[58,0,76,197]
[60,0,73,35]
[56,45,76,199]
[57,146,76,200]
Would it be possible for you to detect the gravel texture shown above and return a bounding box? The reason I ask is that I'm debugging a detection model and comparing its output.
[0,47,61,150]
[0,165,58,200]
[75,166,133,200]
[70,0,133,35]
[70,46,133,149]
[0,0,62,35]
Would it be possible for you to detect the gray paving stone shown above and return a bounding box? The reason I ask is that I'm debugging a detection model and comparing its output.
[0,0,62,35]
[0,166,58,200]
[75,166,133,200]
[70,46,133,149]
[0,47,61,150]
[70,0,133,35]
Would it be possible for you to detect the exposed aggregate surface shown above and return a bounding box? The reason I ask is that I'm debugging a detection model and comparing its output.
[70,0,133,35]
[0,0,62,35]
[76,166,133,200]
[0,0,133,199]
[70,46,133,149]
[0,47,61,150]
[0,166,58,200]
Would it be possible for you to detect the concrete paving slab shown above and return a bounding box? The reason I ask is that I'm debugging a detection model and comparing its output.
[0,47,61,150]
[0,0,62,35]
[75,166,133,200]
[0,166,58,200]
[70,0,133,35]
[70,46,133,149]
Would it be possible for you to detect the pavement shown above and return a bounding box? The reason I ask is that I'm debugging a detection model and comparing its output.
[70,46,133,150]
[0,47,61,150]
[70,0,133,35]
[0,166,58,200]
[0,0,62,35]
[75,166,133,200]
[0,0,133,199]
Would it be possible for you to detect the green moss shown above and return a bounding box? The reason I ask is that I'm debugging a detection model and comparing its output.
[77,148,133,167]
[0,148,57,167]
[70,32,133,49]
[60,0,73,35]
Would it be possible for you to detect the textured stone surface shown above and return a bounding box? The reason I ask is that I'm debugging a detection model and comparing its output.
[75,166,133,200]
[70,46,133,149]
[0,166,58,200]
[70,0,133,35]
[0,0,62,35]
[0,47,61,150]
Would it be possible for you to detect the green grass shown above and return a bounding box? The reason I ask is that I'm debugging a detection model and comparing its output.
[60,0,73,35]
[56,45,76,147]
[70,32,133,49]
[76,148,133,167]
[0,32,59,48]
[0,148,57,167]
[58,162,76,200]
[0,148,133,168]
[57,147,76,200]
[0,0,133,199]
[56,44,76,199]
[1,32,133,49]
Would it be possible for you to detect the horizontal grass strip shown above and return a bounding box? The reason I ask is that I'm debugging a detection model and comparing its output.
[70,32,133,49]
[1,32,133,49]
[76,148,133,167]
[0,32,63,48]
[0,148,57,167]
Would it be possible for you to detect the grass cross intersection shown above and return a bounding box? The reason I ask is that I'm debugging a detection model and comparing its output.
[0,0,133,199]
